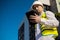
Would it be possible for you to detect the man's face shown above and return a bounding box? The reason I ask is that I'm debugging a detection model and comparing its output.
[32,4,43,13]
[36,6,43,13]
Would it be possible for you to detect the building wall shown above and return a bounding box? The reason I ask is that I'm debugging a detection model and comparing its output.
[50,0,58,13]
[36,0,60,13]
[38,0,50,6]
[18,23,24,40]
[56,0,60,13]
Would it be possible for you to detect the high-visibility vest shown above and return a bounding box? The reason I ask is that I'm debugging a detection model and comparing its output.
[35,12,58,38]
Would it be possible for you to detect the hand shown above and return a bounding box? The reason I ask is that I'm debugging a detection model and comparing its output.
[29,14,41,23]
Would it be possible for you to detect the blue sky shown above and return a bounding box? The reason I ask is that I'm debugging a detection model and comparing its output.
[0,0,34,40]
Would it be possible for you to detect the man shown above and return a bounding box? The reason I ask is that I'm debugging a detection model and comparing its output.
[26,1,59,40]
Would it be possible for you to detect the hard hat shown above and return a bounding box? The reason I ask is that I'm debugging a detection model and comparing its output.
[32,1,43,7]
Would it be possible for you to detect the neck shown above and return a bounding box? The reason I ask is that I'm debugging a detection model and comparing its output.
[39,11,44,14]
[41,11,44,13]
[39,11,44,16]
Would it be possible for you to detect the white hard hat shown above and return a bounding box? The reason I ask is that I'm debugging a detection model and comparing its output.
[32,1,43,7]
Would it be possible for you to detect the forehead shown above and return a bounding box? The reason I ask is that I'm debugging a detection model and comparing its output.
[32,4,43,8]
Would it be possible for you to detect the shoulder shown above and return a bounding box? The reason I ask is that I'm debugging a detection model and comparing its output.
[45,11,55,16]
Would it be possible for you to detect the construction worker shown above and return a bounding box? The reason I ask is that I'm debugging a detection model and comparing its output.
[29,1,59,40]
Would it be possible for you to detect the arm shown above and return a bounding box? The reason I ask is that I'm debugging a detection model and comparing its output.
[40,11,59,27]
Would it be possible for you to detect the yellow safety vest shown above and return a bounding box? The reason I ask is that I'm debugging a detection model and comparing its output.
[35,12,58,38]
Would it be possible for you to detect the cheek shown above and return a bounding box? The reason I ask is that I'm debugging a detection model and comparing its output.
[39,7,43,11]
[37,8,42,12]
[38,6,43,12]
